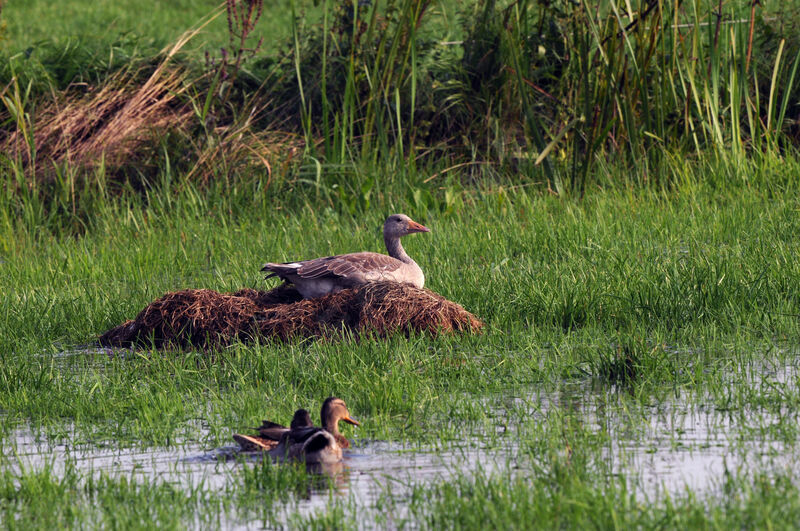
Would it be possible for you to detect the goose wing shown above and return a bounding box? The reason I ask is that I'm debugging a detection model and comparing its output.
[263,252,404,281]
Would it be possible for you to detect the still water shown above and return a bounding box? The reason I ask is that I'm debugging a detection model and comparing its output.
[4,354,799,526]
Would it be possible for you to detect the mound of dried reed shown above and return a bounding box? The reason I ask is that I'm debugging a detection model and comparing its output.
[99,282,483,349]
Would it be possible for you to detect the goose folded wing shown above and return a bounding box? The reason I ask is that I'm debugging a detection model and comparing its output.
[296,252,403,279]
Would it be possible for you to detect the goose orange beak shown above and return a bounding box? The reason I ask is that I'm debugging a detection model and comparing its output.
[407,220,430,233]
[342,415,360,426]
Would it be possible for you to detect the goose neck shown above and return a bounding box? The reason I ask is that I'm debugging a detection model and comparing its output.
[385,235,413,264]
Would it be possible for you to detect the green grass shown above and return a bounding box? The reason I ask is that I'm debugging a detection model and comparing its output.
[0,0,297,53]
[2,156,800,526]
[0,457,223,529]
[3,0,798,197]
[393,469,800,529]
[3,0,800,527]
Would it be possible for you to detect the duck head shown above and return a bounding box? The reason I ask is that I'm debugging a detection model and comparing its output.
[320,397,360,434]
[290,408,313,429]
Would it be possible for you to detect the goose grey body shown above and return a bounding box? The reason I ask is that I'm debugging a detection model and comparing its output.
[262,214,430,299]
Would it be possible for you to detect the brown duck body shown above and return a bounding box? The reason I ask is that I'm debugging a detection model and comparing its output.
[233,409,312,452]
[262,214,429,299]
[269,397,360,464]
[273,427,344,463]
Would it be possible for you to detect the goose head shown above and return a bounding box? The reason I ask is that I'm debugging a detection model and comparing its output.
[383,214,430,241]
[320,397,360,434]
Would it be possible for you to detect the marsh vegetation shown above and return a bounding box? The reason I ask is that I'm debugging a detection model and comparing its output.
[1,0,800,528]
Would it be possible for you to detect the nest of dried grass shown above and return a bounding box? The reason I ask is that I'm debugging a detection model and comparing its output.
[99,282,483,349]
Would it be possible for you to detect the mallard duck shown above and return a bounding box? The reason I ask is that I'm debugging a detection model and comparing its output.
[271,397,360,464]
[233,408,313,452]
[262,214,430,299]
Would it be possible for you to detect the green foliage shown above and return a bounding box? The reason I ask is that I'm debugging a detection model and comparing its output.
[1,1,799,201]
[2,2,800,528]
[2,178,800,525]
[398,468,800,529]
[0,35,158,97]
[0,458,220,529]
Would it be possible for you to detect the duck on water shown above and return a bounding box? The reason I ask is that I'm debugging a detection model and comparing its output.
[233,397,360,464]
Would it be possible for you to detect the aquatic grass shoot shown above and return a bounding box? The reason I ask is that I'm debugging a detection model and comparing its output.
[0,455,223,529]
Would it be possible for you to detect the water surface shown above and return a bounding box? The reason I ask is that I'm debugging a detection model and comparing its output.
[4,355,799,526]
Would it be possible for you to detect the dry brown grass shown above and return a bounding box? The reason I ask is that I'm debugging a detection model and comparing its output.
[1,34,196,178]
[98,282,484,349]
[0,17,302,186]
[184,116,304,186]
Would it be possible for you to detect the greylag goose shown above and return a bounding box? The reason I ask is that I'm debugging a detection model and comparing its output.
[233,408,313,452]
[262,214,430,299]
[270,397,360,464]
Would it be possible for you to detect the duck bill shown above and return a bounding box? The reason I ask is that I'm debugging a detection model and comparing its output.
[407,220,430,233]
[342,415,360,426]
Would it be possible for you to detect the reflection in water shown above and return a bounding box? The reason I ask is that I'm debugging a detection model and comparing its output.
[3,357,800,526]
[524,361,800,498]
